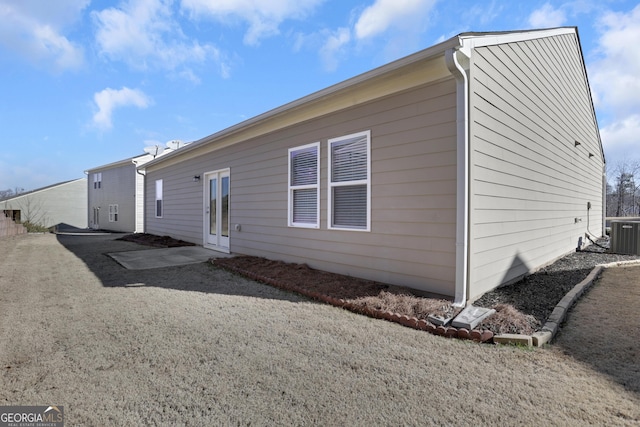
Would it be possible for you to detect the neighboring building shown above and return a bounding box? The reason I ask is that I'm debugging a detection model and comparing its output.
[139,28,604,305]
[0,179,87,229]
[86,152,163,233]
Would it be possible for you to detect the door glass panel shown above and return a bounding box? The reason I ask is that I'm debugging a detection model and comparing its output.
[209,178,217,236]
[221,176,229,238]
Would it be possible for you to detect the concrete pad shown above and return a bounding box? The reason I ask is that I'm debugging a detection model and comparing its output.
[108,246,231,270]
[451,305,496,330]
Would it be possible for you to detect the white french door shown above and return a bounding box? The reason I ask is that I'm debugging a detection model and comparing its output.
[204,169,230,251]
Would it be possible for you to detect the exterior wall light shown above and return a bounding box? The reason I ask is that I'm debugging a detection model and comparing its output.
[193,175,200,182]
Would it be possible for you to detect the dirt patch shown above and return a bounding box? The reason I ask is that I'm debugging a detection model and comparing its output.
[117,233,195,248]
[552,265,640,394]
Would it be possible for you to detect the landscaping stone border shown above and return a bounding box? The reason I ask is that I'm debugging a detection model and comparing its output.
[212,259,640,347]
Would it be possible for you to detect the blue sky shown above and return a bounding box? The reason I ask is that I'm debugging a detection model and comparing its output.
[1,0,638,191]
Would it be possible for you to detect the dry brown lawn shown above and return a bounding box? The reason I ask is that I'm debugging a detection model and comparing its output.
[1,233,638,425]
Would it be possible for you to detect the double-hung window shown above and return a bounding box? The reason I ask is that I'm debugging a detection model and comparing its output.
[155,179,163,218]
[108,204,118,222]
[288,142,320,228]
[328,130,370,231]
[93,173,102,189]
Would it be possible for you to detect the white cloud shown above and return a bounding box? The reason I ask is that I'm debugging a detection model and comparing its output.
[0,0,87,70]
[527,3,567,28]
[93,0,226,79]
[590,4,640,115]
[354,0,436,40]
[320,27,351,72]
[587,4,640,166]
[600,114,640,165]
[180,0,324,46]
[92,87,152,131]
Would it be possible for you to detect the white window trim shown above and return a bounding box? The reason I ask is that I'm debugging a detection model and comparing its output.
[108,204,118,222]
[327,130,371,232]
[155,179,163,218]
[288,142,320,228]
[93,172,102,189]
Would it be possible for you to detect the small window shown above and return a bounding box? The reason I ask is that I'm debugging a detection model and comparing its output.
[328,130,370,231]
[108,204,118,222]
[155,179,163,218]
[93,172,102,189]
[288,142,320,228]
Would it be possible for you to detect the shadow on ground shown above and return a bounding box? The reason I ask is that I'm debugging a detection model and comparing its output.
[55,233,307,303]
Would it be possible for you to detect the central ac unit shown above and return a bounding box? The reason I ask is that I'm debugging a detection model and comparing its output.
[610,221,640,255]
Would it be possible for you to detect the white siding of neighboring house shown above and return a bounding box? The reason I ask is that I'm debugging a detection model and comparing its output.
[467,32,604,299]
[145,79,460,297]
[0,179,87,229]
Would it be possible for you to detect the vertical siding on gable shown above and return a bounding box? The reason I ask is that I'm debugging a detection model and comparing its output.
[146,78,459,297]
[468,33,604,299]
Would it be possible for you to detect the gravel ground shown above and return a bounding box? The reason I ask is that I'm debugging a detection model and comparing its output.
[1,233,639,425]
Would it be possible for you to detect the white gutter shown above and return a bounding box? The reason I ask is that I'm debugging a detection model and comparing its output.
[445,46,471,307]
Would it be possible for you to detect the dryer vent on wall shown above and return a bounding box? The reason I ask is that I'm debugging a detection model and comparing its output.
[610,221,640,255]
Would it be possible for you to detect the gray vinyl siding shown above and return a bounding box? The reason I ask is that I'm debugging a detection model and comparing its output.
[468,33,604,299]
[146,78,458,296]
[88,164,137,232]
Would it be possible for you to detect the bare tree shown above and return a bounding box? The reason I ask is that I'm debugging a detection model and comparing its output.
[16,196,49,230]
[0,189,14,199]
[607,159,640,217]
[0,188,24,199]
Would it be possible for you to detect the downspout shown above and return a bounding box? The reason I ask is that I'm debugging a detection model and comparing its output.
[602,165,606,237]
[445,46,471,307]
[84,170,90,229]
[134,160,146,233]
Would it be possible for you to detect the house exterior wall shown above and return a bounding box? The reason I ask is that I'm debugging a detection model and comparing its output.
[467,32,604,299]
[88,163,136,232]
[145,78,459,296]
[0,179,87,229]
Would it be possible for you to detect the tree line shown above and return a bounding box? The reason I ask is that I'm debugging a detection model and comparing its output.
[607,160,640,217]
[0,188,25,199]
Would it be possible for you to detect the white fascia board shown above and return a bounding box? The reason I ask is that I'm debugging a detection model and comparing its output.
[457,27,576,57]
[85,157,141,174]
[142,36,462,170]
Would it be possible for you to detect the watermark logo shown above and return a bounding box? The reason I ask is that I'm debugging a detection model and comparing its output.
[0,405,64,427]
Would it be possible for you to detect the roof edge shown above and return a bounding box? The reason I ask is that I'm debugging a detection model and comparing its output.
[141,34,463,169]
[141,27,581,170]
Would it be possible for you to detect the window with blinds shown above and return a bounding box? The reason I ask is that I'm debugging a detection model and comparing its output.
[155,179,163,218]
[288,142,320,228]
[328,130,370,231]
